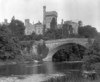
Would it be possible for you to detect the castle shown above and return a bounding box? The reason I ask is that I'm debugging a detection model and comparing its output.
[25,6,58,35]
[24,6,79,35]
[25,19,43,35]
[0,5,80,37]
[1,6,79,35]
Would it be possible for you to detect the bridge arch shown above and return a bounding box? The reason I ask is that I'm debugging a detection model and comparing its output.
[44,43,87,61]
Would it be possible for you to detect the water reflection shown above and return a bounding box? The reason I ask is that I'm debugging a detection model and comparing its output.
[0,64,34,76]
[0,62,82,76]
[0,61,83,82]
[43,62,56,74]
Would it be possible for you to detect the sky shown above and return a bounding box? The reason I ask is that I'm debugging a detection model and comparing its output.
[0,0,100,31]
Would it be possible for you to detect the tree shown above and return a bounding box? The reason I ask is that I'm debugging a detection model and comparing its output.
[78,25,97,38]
[50,18,57,30]
[35,35,43,40]
[44,29,56,40]
[82,36,100,70]
[8,18,25,40]
[62,23,70,38]
[44,28,62,40]
[78,21,83,27]
[55,29,62,39]
[22,32,36,41]
[36,40,49,61]
[53,43,86,62]
[0,25,22,61]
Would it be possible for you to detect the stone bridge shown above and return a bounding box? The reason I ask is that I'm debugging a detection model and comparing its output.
[42,38,94,61]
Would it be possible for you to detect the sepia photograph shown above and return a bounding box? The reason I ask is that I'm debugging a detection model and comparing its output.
[0,0,100,82]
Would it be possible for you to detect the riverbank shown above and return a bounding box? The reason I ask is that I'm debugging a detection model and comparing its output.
[0,74,65,82]
[0,60,31,66]
[0,60,84,66]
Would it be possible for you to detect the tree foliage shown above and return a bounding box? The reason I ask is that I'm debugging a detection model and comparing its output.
[22,32,43,41]
[82,36,100,70]
[53,44,86,62]
[8,19,25,40]
[50,18,57,30]
[35,40,49,61]
[44,28,62,40]
[0,25,21,60]
[78,25,97,38]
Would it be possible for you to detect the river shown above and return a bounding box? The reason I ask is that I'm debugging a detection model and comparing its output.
[0,61,97,82]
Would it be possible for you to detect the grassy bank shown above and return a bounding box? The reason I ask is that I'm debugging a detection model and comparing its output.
[42,73,99,82]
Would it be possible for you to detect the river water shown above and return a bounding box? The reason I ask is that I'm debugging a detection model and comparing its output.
[0,61,95,82]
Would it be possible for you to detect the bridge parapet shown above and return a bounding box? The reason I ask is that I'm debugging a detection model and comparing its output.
[45,38,88,44]
[45,38,94,50]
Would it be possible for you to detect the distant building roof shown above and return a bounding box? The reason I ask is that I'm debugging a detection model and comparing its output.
[64,21,78,25]
[35,21,42,25]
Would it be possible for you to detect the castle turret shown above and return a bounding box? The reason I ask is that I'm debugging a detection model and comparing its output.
[61,19,64,25]
[4,19,8,25]
[78,21,83,27]
[43,6,58,29]
[25,19,30,25]
[43,6,46,25]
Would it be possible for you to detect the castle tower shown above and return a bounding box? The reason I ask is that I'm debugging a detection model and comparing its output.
[4,19,8,25]
[61,19,63,25]
[25,19,30,26]
[43,6,57,29]
[43,6,46,25]
[78,21,83,27]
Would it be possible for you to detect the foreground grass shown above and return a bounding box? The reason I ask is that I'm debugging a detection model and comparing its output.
[42,75,100,82]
